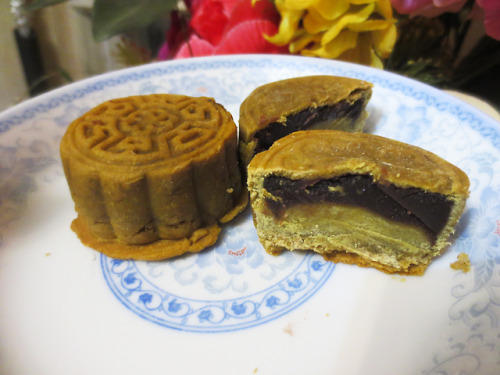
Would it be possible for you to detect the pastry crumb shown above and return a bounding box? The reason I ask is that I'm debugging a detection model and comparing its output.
[45,252,51,256]
[450,252,471,273]
[253,368,258,373]
[283,323,294,336]
[391,276,406,282]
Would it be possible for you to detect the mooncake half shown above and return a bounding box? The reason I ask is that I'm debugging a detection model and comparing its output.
[60,94,247,260]
[247,130,470,275]
[239,75,373,166]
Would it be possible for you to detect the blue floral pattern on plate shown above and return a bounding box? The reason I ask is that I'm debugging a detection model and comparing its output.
[102,240,333,332]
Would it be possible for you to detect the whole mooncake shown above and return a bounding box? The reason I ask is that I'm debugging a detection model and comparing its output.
[239,75,373,166]
[60,94,247,260]
[247,130,470,275]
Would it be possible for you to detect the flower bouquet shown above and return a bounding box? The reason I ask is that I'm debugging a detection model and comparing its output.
[26,0,500,105]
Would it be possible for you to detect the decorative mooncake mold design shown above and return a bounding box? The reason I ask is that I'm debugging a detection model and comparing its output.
[60,94,247,260]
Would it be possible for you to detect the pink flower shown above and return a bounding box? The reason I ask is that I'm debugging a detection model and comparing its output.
[477,0,500,40]
[390,0,500,40]
[159,0,287,59]
[391,0,467,17]
[157,10,189,60]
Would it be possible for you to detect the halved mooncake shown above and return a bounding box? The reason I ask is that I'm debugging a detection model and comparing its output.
[247,130,470,275]
[60,94,247,260]
[239,75,373,166]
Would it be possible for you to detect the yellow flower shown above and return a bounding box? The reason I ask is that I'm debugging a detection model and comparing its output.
[265,0,397,68]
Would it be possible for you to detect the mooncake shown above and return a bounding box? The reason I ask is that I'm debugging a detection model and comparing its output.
[60,94,247,260]
[239,75,373,166]
[247,130,470,275]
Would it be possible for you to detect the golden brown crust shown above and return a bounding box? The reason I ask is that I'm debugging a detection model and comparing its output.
[323,251,428,276]
[61,94,247,259]
[219,188,249,223]
[239,75,374,142]
[71,216,220,260]
[249,130,470,197]
[255,222,436,276]
[247,130,470,275]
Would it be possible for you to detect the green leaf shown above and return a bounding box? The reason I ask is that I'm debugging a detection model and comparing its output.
[25,0,69,12]
[92,0,178,41]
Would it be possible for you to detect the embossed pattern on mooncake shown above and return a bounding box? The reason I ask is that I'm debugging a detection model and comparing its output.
[60,94,247,260]
[74,94,224,164]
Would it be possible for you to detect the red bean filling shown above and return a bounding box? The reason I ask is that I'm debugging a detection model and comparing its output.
[263,174,453,243]
[253,97,365,155]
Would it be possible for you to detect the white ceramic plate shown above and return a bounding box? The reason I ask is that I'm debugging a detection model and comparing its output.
[1,55,500,375]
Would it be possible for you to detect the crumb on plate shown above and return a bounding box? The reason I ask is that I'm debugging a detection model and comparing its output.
[450,252,471,273]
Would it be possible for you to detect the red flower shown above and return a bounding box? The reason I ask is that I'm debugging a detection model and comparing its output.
[477,0,500,40]
[189,0,230,45]
[166,0,287,59]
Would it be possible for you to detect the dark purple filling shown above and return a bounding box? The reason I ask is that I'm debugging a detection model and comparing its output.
[263,174,453,243]
[253,97,365,154]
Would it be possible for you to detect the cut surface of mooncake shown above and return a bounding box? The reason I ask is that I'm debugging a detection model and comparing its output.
[239,75,373,166]
[247,130,470,275]
[60,94,247,260]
